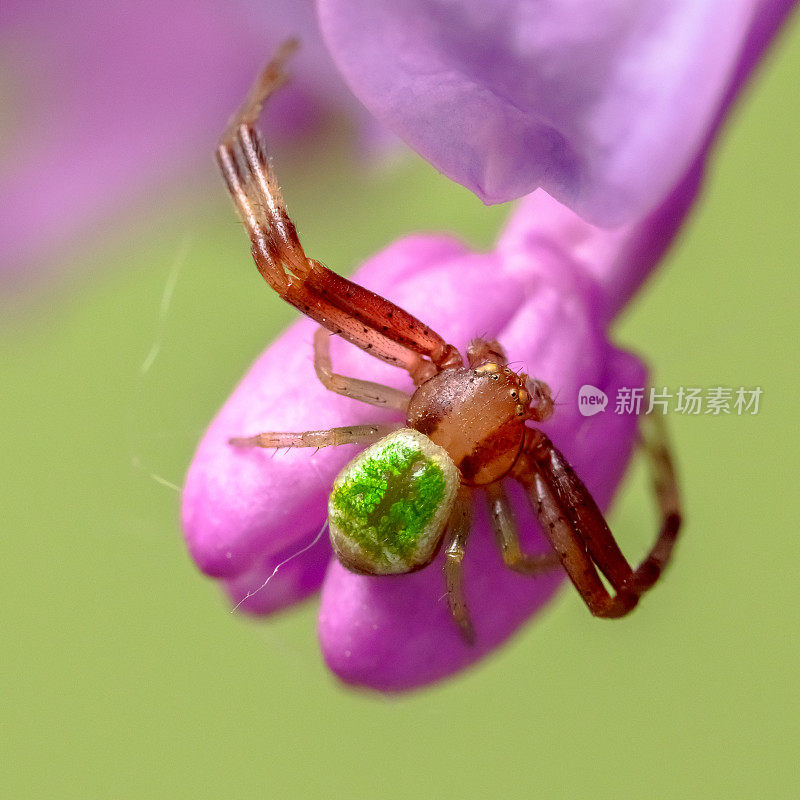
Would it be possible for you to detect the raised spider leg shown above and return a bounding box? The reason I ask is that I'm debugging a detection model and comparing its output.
[513,421,682,618]
[217,44,462,385]
[229,423,399,450]
[313,328,410,412]
[443,486,475,643]
[485,481,562,574]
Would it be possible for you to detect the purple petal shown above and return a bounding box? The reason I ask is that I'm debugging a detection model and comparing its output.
[223,530,333,616]
[0,0,363,288]
[495,175,704,325]
[495,0,798,321]
[319,0,794,224]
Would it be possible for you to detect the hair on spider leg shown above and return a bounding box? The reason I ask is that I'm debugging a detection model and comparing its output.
[549,384,567,407]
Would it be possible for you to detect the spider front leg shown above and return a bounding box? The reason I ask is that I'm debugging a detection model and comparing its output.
[523,465,637,617]
[513,420,682,618]
[217,45,462,385]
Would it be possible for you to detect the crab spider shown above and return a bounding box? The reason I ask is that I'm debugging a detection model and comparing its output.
[217,41,682,643]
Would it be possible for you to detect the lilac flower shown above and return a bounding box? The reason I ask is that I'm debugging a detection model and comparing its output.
[182,192,671,690]
[182,4,794,691]
[0,0,361,288]
[319,0,796,225]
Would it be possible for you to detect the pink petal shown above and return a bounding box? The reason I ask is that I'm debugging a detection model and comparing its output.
[495,0,797,322]
[496,175,703,325]
[319,0,794,225]
[0,0,363,288]
[223,531,333,616]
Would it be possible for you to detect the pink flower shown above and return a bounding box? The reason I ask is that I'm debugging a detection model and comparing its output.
[181,186,681,692]
[319,0,796,224]
[181,3,794,691]
[0,0,363,290]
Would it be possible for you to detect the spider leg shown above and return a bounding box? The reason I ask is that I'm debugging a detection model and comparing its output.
[534,438,636,593]
[485,481,562,574]
[229,423,400,450]
[313,328,410,412]
[217,45,462,385]
[513,422,681,618]
[466,339,507,369]
[523,465,637,617]
[443,486,475,643]
[624,412,682,593]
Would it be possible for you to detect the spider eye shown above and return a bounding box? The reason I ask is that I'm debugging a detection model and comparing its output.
[490,374,499,381]
[510,389,518,399]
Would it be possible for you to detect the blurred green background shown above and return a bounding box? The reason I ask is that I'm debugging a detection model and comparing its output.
[3,19,799,800]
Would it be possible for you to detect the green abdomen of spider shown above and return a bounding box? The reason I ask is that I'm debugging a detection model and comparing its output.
[328,429,460,574]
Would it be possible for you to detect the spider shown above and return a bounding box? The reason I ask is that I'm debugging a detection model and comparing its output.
[216,41,682,643]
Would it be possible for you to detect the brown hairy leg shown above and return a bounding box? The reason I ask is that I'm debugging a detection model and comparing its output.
[466,339,508,369]
[485,481,561,574]
[229,424,399,451]
[443,487,475,643]
[228,327,409,458]
[522,461,638,617]
[513,420,681,617]
[313,328,410,412]
[625,412,682,592]
[217,44,462,385]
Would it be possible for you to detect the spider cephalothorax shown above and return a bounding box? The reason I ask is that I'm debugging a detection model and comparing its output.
[406,353,552,487]
[219,43,682,643]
